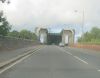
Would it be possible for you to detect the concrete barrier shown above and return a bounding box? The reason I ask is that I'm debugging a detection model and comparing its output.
[0,35,39,51]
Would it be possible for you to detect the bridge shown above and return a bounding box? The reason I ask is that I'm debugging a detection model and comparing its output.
[35,27,75,45]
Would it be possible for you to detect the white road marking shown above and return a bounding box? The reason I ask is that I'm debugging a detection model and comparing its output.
[74,56,88,64]
[58,47,88,65]
[0,47,44,74]
[56,46,100,72]
[95,68,100,72]
[66,51,73,55]
[58,47,73,56]
[0,53,32,74]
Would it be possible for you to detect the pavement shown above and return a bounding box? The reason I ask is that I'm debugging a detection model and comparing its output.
[0,45,100,78]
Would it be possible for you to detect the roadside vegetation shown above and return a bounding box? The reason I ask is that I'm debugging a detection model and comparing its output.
[78,27,100,45]
[0,11,11,36]
[8,30,37,40]
[0,9,37,40]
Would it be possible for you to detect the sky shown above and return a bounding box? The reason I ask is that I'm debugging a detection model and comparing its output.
[0,0,100,39]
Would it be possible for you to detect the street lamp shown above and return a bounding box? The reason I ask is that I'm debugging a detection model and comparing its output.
[74,9,85,41]
[82,9,85,37]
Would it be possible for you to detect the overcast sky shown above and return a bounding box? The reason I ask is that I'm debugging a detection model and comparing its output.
[0,0,100,37]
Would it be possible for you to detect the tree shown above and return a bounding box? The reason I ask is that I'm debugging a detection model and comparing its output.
[19,29,37,40]
[0,0,6,3]
[90,27,100,39]
[78,27,100,44]
[0,0,11,36]
[0,11,11,36]
[8,30,19,38]
[0,0,10,4]
[7,30,37,40]
[32,33,37,40]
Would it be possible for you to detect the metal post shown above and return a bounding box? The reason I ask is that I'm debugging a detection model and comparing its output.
[82,9,85,42]
[82,9,84,36]
[74,9,85,42]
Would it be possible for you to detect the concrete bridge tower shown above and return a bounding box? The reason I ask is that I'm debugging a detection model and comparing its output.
[61,29,75,45]
[39,28,48,44]
[35,27,48,44]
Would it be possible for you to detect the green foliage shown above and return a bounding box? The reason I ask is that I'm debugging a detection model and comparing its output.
[0,0,10,4]
[90,27,100,39]
[78,27,100,44]
[19,30,37,40]
[8,30,19,38]
[0,11,11,36]
[0,0,6,3]
[19,30,32,39]
[8,29,37,40]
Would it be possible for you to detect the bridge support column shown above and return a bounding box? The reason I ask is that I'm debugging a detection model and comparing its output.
[39,28,48,44]
[61,29,75,45]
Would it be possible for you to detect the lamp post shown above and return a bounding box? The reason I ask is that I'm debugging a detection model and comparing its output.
[82,9,85,37]
[74,9,85,41]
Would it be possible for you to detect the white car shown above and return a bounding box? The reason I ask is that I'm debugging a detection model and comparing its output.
[59,43,65,47]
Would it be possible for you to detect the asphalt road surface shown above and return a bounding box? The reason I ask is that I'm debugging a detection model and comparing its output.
[0,45,100,78]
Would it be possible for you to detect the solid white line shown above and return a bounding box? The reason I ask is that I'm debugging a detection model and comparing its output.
[74,56,88,64]
[0,53,32,74]
[0,47,43,74]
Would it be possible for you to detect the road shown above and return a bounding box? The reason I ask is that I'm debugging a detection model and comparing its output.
[0,45,39,63]
[0,45,100,78]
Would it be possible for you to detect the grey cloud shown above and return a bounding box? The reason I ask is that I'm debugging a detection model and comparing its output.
[1,0,100,31]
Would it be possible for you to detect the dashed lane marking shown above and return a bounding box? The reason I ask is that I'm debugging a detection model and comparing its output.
[74,56,88,64]
[58,47,73,56]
